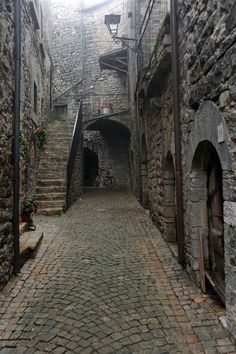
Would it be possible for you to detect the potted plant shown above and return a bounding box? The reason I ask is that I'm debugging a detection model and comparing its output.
[21,196,38,230]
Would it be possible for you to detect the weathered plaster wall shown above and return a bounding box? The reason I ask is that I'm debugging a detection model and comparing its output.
[0,0,14,289]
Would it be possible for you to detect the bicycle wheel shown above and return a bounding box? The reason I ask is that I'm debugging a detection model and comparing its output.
[106,176,115,188]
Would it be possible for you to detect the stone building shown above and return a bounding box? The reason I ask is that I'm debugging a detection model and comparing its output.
[127,0,236,341]
[0,0,51,289]
[50,0,131,194]
[1,0,236,342]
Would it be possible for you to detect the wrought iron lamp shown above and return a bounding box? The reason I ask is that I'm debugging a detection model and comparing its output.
[105,14,120,36]
[105,14,137,51]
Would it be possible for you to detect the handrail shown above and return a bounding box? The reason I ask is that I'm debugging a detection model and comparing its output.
[67,102,83,209]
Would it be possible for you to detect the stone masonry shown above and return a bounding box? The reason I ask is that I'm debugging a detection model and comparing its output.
[178,0,236,339]
[0,0,15,290]
[128,0,236,341]
[0,0,52,289]
[20,0,52,199]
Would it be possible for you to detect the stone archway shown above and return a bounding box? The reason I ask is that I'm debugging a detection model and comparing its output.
[84,119,131,189]
[163,152,176,243]
[84,148,99,186]
[140,135,149,208]
[189,141,225,303]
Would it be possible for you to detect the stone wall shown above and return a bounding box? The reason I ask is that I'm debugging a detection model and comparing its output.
[51,0,83,101]
[135,14,174,236]
[0,0,15,289]
[81,0,128,121]
[20,0,52,200]
[0,0,52,289]
[129,0,236,340]
[178,0,236,338]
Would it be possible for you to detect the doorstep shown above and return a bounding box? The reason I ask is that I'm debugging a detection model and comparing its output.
[20,230,44,267]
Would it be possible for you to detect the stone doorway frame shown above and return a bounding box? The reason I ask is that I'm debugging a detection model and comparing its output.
[185,102,232,292]
[189,141,224,290]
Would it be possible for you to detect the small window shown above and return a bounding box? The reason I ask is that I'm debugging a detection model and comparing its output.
[33,82,38,114]
[54,105,68,118]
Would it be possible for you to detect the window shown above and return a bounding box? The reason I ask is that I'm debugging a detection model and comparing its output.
[54,105,68,118]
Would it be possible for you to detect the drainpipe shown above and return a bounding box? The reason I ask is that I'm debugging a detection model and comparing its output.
[13,0,21,274]
[170,0,185,265]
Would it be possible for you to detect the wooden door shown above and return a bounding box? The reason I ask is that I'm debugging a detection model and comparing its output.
[207,151,225,303]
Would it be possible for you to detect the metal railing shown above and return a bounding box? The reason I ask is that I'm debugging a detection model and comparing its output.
[67,101,83,208]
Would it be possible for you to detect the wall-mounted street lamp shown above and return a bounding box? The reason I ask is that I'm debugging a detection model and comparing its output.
[105,14,120,36]
[105,14,137,51]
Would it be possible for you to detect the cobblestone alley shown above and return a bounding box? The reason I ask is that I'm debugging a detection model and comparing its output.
[0,191,235,354]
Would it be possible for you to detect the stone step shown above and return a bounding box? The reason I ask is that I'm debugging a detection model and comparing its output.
[38,174,66,180]
[36,185,67,193]
[20,230,43,267]
[39,165,67,173]
[36,192,66,201]
[44,143,70,148]
[40,154,69,160]
[47,132,70,136]
[37,179,66,187]
[37,207,64,216]
[39,169,67,175]
[46,143,71,149]
[37,200,65,208]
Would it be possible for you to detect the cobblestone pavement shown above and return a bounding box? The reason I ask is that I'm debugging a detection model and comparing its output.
[0,190,236,354]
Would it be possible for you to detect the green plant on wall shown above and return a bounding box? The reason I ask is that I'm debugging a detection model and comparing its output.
[80,127,87,136]
[20,131,28,155]
[148,42,155,55]
[35,126,48,151]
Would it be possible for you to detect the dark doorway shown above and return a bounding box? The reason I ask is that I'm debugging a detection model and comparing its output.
[207,149,224,302]
[163,152,176,243]
[84,148,98,186]
[191,141,225,304]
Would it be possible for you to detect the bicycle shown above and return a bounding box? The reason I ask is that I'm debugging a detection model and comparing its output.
[94,171,116,188]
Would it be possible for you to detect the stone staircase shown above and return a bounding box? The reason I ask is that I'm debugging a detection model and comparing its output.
[36,119,73,215]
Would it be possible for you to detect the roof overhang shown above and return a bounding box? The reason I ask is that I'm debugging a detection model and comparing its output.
[99,48,128,74]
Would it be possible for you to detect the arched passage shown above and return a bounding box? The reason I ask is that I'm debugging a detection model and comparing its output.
[84,148,99,186]
[163,152,176,243]
[84,119,131,189]
[190,141,225,303]
[140,135,149,208]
